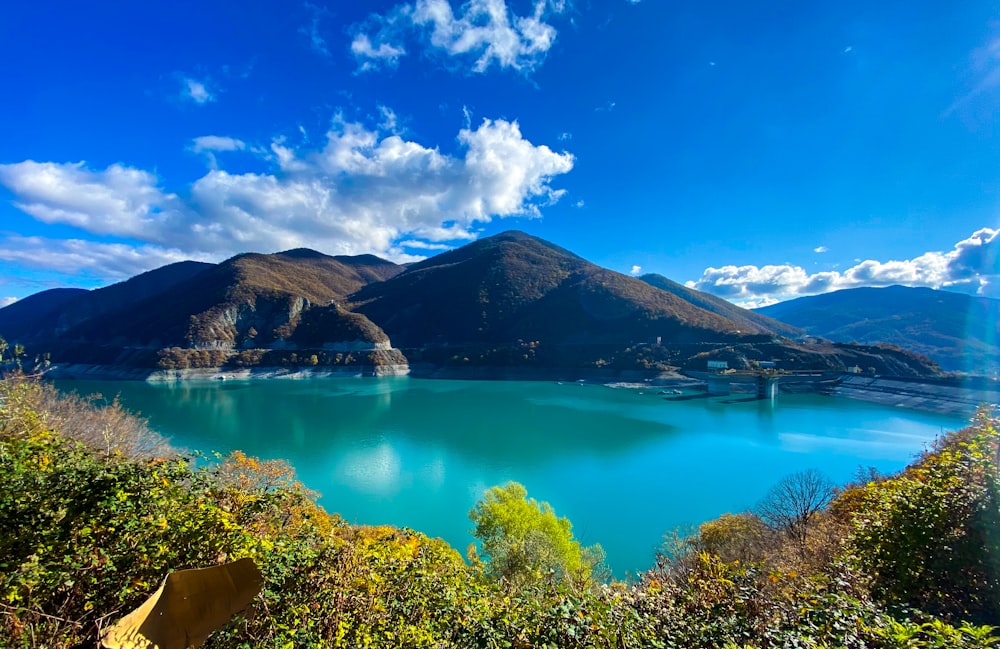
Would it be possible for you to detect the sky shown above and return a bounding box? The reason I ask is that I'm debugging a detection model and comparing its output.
[1,0,1000,308]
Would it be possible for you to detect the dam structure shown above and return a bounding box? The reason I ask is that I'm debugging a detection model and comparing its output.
[686,361,839,401]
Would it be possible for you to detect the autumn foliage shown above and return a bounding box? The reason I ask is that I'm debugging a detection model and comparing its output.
[1,373,997,648]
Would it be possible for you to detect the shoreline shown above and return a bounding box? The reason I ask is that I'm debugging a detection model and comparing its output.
[44,363,410,382]
[819,375,998,418]
[40,363,997,417]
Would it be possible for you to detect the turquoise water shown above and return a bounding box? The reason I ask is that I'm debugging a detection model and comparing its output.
[56,378,964,576]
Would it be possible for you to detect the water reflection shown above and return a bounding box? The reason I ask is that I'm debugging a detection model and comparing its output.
[55,377,965,576]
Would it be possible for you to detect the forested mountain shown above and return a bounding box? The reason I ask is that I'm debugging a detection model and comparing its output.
[756,285,1000,372]
[352,231,769,347]
[0,233,942,377]
[0,250,405,369]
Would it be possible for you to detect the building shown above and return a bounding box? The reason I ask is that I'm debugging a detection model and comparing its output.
[707,360,728,371]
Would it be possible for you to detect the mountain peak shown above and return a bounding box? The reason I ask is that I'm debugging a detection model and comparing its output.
[276,248,331,260]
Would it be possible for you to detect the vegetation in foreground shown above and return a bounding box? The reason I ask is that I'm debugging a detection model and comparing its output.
[1,373,998,648]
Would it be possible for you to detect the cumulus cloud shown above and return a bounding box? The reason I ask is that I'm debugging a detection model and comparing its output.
[351,0,565,74]
[0,237,204,280]
[687,228,1000,305]
[181,77,215,104]
[629,265,642,276]
[0,113,573,281]
[0,297,16,308]
[0,161,181,240]
[813,245,828,253]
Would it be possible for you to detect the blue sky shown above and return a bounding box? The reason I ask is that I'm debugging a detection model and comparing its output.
[1,0,999,308]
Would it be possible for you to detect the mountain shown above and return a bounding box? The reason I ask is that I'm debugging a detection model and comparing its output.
[755,285,1000,372]
[1,250,406,369]
[638,273,801,337]
[351,231,771,348]
[0,233,941,377]
[0,261,213,342]
[0,288,88,341]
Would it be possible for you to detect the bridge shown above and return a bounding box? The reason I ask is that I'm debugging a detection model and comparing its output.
[684,370,842,400]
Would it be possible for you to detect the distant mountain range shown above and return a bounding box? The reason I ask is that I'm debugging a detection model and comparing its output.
[755,285,1000,373]
[0,232,941,378]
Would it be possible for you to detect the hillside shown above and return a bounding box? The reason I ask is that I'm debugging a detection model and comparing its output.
[0,234,943,377]
[0,250,406,370]
[352,231,771,347]
[756,285,1000,372]
[639,273,801,337]
[0,288,88,341]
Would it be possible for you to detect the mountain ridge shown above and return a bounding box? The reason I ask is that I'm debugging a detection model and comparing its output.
[755,285,1000,372]
[0,233,941,378]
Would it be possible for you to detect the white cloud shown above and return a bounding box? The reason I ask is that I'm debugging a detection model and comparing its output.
[687,228,1000,305]
[0,236,205,280]
[182,77,215,104]
[351,34,406,71]
[813,245,828,253]
[629,265,642,276]
[0,297,16,308]
[399,240,452,250]
[0,161,181,240]
[191,136,246,153]
[190,136,249,170]
[351,0,565,74]
[0,113,574,280]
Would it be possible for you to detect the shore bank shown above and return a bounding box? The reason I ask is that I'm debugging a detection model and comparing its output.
[821,375,998,417]
[40,363,997,418]
[45,363,411,382]
[405,363,701,385]
[44,362,698,386]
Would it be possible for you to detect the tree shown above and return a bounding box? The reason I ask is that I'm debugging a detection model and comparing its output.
[697,512,768,564]
[469,481,605,589]
[755,469,834,547]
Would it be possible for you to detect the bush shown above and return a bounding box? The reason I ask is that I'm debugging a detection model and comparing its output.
[2,375,998,648]
[846,408,1000,624]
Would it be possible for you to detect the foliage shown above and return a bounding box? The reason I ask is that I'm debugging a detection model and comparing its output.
[845,407,1000,624]
[1,374,998,649]
[470,481,606,590]
[697,512,769,564]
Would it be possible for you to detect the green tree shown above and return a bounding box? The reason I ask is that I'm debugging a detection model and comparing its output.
[469,481,605,589]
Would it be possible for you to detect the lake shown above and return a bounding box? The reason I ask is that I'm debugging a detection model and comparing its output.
[56,377,965,577]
